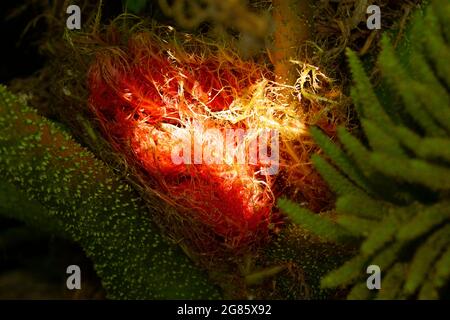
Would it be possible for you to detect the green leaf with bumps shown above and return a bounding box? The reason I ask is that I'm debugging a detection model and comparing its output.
[0,85,220,299]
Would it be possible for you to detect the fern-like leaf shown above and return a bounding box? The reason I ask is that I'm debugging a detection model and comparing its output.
[280,0,450,299]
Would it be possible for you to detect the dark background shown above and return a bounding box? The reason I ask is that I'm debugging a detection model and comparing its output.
[0,1,45,83]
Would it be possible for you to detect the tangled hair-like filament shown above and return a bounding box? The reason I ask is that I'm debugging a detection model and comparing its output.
[88,26,343,255]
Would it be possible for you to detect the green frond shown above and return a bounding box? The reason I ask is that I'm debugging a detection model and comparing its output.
[394,126,450,162]
[264,224,351,299]
[321,255,367,289]
[280,0,450,299]
[376,263,406,300]
[310,126,370,191]
[370,242,405,272]
[409,52,450,132]
[312,154,366,197]
[336,215,374,237]
[369,152,450,191]
[335,194,388,220]
[397,202,450,241]
[277,198,352,243]
[378,36,445,136]
[404,224,450,295]
[418,281,440,300]
[347,282,372,300]
[433,246,450,289]
[431,0,450,41]
[423,6,450,88]
[360,119,405,157]
[360,210,408,256]
[346,49,391,125]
